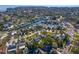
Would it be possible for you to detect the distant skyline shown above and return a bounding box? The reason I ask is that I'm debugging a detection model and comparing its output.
[0,5,79,11]
[0,5,20,11]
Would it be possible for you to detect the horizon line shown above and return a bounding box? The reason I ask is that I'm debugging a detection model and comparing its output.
[1,5,79,12]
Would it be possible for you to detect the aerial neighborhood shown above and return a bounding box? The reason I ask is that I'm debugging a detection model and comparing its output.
[0,6,79,54]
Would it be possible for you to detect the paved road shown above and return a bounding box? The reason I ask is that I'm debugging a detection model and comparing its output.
[62,22,75,54]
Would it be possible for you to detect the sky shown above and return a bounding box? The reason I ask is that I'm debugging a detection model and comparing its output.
[0,0,79,5]
[0,0,79,11]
